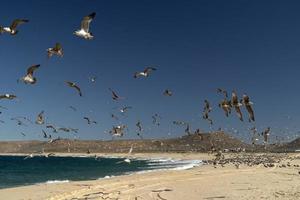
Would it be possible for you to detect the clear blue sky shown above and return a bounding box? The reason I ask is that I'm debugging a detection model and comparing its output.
[0,0,300,142]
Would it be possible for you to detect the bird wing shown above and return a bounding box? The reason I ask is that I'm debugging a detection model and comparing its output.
[84,117,90,123]
[144,67,157,73]
[246,105,255,121]
[73,85,82,96]
[10,19,29,30]
[81,12,96,32]
[27,64,40,75]
[234,106,243,121]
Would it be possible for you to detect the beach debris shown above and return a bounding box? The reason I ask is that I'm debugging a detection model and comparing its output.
[134,66,157,78]
[241,94,255,122]
[36,110,45,125]
[47,43,63,58]
[66,81,82,96]
[152,188,173,200]
[74,12,96,40]
[0,19,29,35]
[231,91,243,121]
[19,64,40,84]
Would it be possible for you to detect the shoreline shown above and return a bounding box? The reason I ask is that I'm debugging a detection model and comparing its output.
[0,153,299,200]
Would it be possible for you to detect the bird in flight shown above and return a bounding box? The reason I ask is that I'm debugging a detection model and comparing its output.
[74,12,96,40]
[231,91,243,121]
[19,64,40,84]
[218,99,232,117]
[120,106,132,114]
[217,88,228,98]
[36,111,45,125]
[202,100,213,125]
[110,125,126,137]
[163,89,173,97]
[0,94,17,100]
[66,81,82,96]
[241,94,255,122]
[109,88,123,101]
[0,19,29,35]
[47,43,63,58]
[134,66,157,78]
[84,117,97,125]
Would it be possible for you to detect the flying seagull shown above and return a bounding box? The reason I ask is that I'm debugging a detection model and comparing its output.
[136,121,143,138]
[262,127,271,144]
[134,67,157,78]
[109,125,126,137]
[218,99,232,117]
[163,89,173,97]
[47,43,63,58]
[46,124,58,133]
[109,88,123,101]
[68,106,77,111]
[19,64,40,84]
[74,12,96,40]
[84,117,97,125]
[42,130,48,139]
[11,118,26,126]
[111,114,119,120]
[242,94,255,122]
[152,114,161,126]
[231,91,243,121]
[217,88,228,98]
[202,100,213,125]
[0,19,29,35]
[36,111,45,125]
[89,76,97,83]
[120,106,132,114]
[185,123,191,135]
[0,94,17,100]
[173,121,188,126]
[66,81,82,96]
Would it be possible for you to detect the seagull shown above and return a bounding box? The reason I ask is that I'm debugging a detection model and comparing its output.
[42,130,48,138]
[66,81,82,96]
[68,106,77,111]
[185,123,191,135]
[120,106,132,113]
[152,114,161,126]
[20,132,26,137]
[36,111,45,125]
[11,118,26,126]
[173,121,187,126]
[109,88,123,101]
[46,124,58,133]
[110,125,126,137]
[203,100,213,125]
[24,154,34,160]
[47,43,63,58]
[0,19,29,35]
[242,94,255,122]
[69,128,79,134]
[0,94,17,100]
[217,88,228,98]
[89,76,97,83]
[218,99,232,117]
[74,12,96,40]
[84,117,97,125]
[111,114,119,120]
[19,64,40,84]
[262,127,271,144]
[134,67,157,78]
[58,127,70,133]
[136,121,143,138]
[231,91,243,121]
[163,89,173,97]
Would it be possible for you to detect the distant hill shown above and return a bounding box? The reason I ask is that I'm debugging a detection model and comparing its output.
[271,137,300,152]
[0,132,251,154]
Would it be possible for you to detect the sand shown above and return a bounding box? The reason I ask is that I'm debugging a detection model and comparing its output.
[0,153,299,200]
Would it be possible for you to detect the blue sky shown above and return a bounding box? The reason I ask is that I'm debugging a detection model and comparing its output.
[0,0,300,142]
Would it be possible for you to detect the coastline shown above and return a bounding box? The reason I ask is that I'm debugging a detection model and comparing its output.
[0,153,299,200]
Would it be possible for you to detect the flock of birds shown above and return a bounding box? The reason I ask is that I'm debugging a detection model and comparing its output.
[0,13,273,146]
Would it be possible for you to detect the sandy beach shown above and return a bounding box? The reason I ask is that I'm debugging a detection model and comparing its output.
[0,153,299,200]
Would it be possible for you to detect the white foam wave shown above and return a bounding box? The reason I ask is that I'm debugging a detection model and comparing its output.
[46,180,70,184]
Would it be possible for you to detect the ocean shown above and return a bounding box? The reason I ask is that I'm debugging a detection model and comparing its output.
[0,155,201,189]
